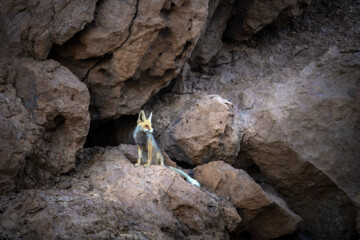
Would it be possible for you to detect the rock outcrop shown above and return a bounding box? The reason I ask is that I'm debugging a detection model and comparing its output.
[0,0,98,59]
[194,161,302,240]
[52,0,210,120]
[153,0,360,238]
[224,0,311,42]
[190,0,235,67]
[1,0,359,239]
[0,146,241,239]
[0,58,90,195]
[144,94,242,166]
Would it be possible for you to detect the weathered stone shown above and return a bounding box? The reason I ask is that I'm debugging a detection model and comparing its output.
[54,0,209,119]
[224,0,311,42]
[194,161,302,239]
[145,94,242,166]
[0,146,241,239]
[15,58,90,177]
[165,0,360,238]
[0,0,98,59]
[0,60,38,195]
[57,0,137,60]
[0,57,90,195]
[190,0,235,67]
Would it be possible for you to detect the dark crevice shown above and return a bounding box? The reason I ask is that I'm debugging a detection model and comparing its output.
[84,114,138,148]
[173,159,195,170]
[175,40,192,62]
[230,231,252,240]
[46,114,66,131]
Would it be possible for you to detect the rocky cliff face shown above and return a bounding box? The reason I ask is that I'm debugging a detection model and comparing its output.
[0,0,359,239]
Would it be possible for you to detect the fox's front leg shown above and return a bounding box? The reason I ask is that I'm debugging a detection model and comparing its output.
[135,146,142,167]
[145,139,152,168]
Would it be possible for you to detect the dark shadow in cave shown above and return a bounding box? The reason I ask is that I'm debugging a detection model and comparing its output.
[84,114,138,148]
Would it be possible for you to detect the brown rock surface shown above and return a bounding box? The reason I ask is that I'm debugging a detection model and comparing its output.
[159,0,360,238]
[194,161,302,239]
[190,0,235,67]
[0,60,38,195]
[0,146,241,239]
[0,57,90,194]
[224,0,311,42]
[0,0,98,59]
[145,94,242,166]
[53,0,210,120]
[15,58,90,178]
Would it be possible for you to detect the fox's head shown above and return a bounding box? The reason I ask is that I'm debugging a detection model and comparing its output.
[137,110,153,133]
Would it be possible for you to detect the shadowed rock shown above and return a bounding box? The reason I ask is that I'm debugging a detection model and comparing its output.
[194,161,302,240]
[145,94,243,166]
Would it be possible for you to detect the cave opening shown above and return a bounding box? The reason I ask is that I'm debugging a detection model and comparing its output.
[84,114,138,148]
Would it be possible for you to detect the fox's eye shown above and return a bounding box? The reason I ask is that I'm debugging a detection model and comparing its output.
[144,125,149,128]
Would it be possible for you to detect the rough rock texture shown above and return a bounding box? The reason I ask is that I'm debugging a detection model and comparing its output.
[194,161,302,240]
[162,0,360,238]
[0,60,38,195]
[0,0,98,59]
[144,94,242,166]
[190,0,235,67]
[16,58,90,178]
[224,0,311,42]
[1,0,359,239]
[0,146,241,239]
[53,0,210,120]
[0,57,90,195]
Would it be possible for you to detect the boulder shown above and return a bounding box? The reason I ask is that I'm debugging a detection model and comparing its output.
[53,0,210,119]
[194,161,302,239]
[224,0,311,42]
[145,94,242,166]
[0,146,241,239]
[0,0,98,59]
[0,57,90,194]
[15,58,90,178]
[0,60,38,195]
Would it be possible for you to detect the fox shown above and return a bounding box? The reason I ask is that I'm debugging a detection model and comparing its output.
[133,110,200,187]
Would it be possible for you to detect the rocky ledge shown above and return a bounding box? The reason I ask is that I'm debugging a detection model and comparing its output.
[0,0,359,239]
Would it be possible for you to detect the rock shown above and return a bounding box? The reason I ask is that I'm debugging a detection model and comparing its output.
[53,0,210,119]
[224,0,311,42]
[0,57,90,194]
[0,0,98,59]
[167,0,360,238]
[0,146,241,239]
[15,58,90,177]
[145,94,242,166]
[194,161,302,239]
[241,139,358,240]
[190,0,235,67]
[0,60,38,195]
[57,0,137,60]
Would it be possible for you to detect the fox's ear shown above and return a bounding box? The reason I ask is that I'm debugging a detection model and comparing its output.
[148,112,153,123]
[138,110,146,123]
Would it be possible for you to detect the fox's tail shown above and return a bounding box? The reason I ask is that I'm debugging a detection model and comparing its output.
[167,166,201,187]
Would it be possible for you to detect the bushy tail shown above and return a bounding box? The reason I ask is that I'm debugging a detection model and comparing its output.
[167,166,200,187]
